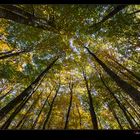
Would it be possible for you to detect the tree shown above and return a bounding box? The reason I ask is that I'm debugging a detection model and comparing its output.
[0,5,58,33]
[64,81,73,129]
[0,49,30,60]
[99,75,137,129]
[85,46,140,107]
[0,56,59,120]
[90,5,127,28]
[0,4,139,130]
[43,83,60,129]
[31,88,53,129]
[82,70,98,130]
[107,103,123,129]
[15,91,43,129]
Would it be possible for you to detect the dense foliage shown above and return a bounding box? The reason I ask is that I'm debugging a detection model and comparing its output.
[0,4,140,129]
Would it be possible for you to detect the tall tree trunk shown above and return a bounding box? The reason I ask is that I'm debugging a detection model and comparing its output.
[0,5,35,18]
[46,118,53,129]
[117,69,140,87]
[1,80,42,129]
[0,38,49,60]
[100,75,137,129]
[107,103,123,129]
[43,84,60,129]
[82,70,98,130]
[106,55,140,86]
[125,108,140,129]
[85,47,140,107]
[31,88,53,129]
[0,88,13,101]
[0,50,14,56]
[0,57,59,120]
[0,50,29,60]
[64,83,73,129]
[129,10,140,15]
[120,93,140,120]
[110,57,140,82]
[0,5,58,33]
[97,116,102,129]
[120,95,140,128]
[76,104,82,129]
[1,92,32,129]
[90,5,127,28]
[15,91,42,129]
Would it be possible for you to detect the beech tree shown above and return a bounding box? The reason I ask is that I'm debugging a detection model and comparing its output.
[0,4,139,130]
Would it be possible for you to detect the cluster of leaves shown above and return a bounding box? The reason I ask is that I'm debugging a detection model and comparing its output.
[0,4,140,129]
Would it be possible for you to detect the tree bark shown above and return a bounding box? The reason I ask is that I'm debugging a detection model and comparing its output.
[120,94,140,120]
[85,47,140,107]
[0,88,13,101]
[129,10,140,15]
[0,5,58,33]
[111,58,140,82]
[43,84,60,129]
[100,75,137,129]
[0,50,14,56]
[1,91,32,129]
[82,70,98,130]
[0,56,59,120]
[31,88,53,129]
[125,107,140,129]
[0,50,30,60]
[0,38,50,60]
[117,69,140,87]
[90,5,127,28]
[97,116,102,129]
[0,80,42,129]
[15,91,42,129]
[76,104,82,129]
[64,83,73,129]
[107,103,123,129]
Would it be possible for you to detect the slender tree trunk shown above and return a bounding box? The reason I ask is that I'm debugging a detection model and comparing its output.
[46,119,52,129]
[0,5,35,18]
[0,50,30,60]
[76,104,82,129]
[85,47,140,107]
[0,50,14,56]
[129,10,140,15]
[15,91,42,129]
[31,88,53,129]
[0,88,13,101]
[1,80,42,129]
[100,75,137,129]
[121,94,140,120]
[106,55,140,87]
[125,108,140,129]
[116,96,140,129]
[0,38,49,60]
[1,92,32,129]
[0,5,58,33]
[64,83,73,129]
[97,116,102,129]
[107,103,123,129]
[0,57,59,121]
[110,57,140,82]
[43,84,60,129]
[82,71,98,130]
[117,69,140,87]
[90,5,127,28]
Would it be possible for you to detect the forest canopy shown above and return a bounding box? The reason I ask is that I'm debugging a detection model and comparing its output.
[0,4,140,129]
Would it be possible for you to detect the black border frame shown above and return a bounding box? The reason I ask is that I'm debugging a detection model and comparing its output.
[0,1,140,140]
